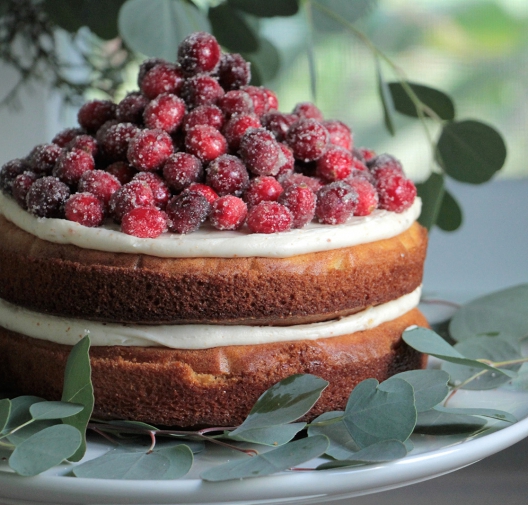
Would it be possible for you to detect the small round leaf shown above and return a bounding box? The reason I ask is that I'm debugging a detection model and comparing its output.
[209,3,259,53]
[436,189,462,231]
[416,172,444,230]
[388,82,455,120]
[227,0,299,17]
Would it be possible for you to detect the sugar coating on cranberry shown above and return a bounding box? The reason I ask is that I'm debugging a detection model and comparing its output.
[67,135,99,157]
[315,181,358,225]
[106,161,136,185]
[52,127,84,147]
[279,184,316,228]
[77,100,116,133]
[359,147,376,161]
[109,180,155,222]
[316,146,354,182]
[293,102,324,122]
[243,176,283,208]
[140,62,184,99]
[53,148,95,185]
[218,53,251,90]
[178,32,221,75]
[182,74,224,108]
[12,172,38,209]
[186,182,218,204]
[137,57,167,87]
[206,154,249,196]
[247,201,293,234]
[222,113,261,150]
[263,88,279,112]
[127,128,174,171]
[241,86,268,116]
[239,128,283,176]
[286,119,329,162]
[143,93,186,133]
[29,143,63,175]
[99,122,139,162]
[368,153,404,177]
[210,195,247,231]
[182,104,224,132]
[375,170,417,213]
[26,176,70,218]
[261,112,298,141]
[276,143,295,178]
[166,191,210,234]
[116,92,149,124]
[346,177,379,216]
[78,169,121,209]
[65,192,105,227]
[133,172,170,209]
[217,90,254,118]
[185,124,227,163]
[322,120,353,151]
[0,159,31,194]
[161,152,201,192]
[280,173,324,194]
[121,206,168,238]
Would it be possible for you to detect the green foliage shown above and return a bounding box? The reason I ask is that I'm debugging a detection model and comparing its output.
[376,59,396,136]
[388,82,455,120]
[227,0,299,18]
[209,3,259,53]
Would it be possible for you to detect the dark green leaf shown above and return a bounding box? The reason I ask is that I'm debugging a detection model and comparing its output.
[344,378,416,448]
[394,370,449,412]
[61,336,94,462]
[201,435,329,481]
[209,3,259,53]
[9,425,82,476]
[436,189,463,231]
[313,0,379,32]
[437,120,507,184]
[6,420,58,446]
[308,411,360,460]
[243,38,281,86]
[388,82,455,120]
[449,284,528,342]
[376,60,395,136]
[416,172,444,230]
[30,401,84,421]
[434,406,516,424]
[0,399,10,433]
[227,0,299,17]
[414,409,486,435]
[228,423,306,446]
[2,396,44,433]
[119,0,211,60]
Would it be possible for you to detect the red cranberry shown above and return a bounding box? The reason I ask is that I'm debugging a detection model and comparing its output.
[137,57,168,87]
[261,112,298,141]
[12,172,38,209]
[53,148,95,185]
[51,127,84,147]
[222,113,261,150]
[359,147,376,161]
[77,100,116,133]
[315,181,358,224]
[127,128,174,171]
[206,154,249,196]
[95,119,118,146]
[26,176,70,218]
[243,176,283,208]
[217,90,254,117]
[178,32,221,75]
[0,159,31,194]
[247,201,293,234]
[29,143,63,175]
[78,169,121,209]
[276,143,295,178]
[143,93,186,133]
[278,184,316,228]
[140,62,184,99]
[286,119,329,162]
[293,102,324,121]
[65,192,105,227]
[239,128,283,176]
[67,135,99,157]
[116,92,149,124]
[367,154,404,177]
[241,86,268,116]
[166,191,210,234]
[181,74,224,108]
[182,104,224,132]
[280,173,324,193]
[262,88,279,111]
[210,195,247,230]
[105,161,136,184]
[375,170,416,213]
[185,125,227,163]
[121,207,168,238]
[109,180,155,222]
[99,122,139,162]
[346,177,379,216]
[316,146,354,182]
[162,152,203,192]
[186,182,218,204]
[217,53,251,90]
[322,120,353,151]
[132,172,170,209]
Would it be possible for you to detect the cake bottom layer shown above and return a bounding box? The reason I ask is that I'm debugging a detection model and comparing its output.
[0,308,428,427]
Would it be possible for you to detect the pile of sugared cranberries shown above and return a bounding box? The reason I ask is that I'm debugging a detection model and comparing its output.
[0,32,417,238]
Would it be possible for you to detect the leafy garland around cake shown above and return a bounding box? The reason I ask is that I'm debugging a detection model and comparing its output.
[1,284,528,480]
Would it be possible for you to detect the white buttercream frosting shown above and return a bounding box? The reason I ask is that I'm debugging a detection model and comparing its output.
[0,286,421,349]
[0,192,421,258]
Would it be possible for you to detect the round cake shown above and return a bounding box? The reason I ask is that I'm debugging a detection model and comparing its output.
[0,32,428,427]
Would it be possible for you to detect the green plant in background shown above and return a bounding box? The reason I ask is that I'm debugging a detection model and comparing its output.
[0,0,509,231]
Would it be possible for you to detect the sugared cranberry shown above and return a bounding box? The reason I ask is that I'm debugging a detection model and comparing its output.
[243,176,283,208]
[140,62,184,99]
[241,86,268,116]
[181,74,224,108]
[367,153,404,177]
[218,53,251,90]
[293,102,324,122]
[239,128,283,176]
[95,119,118,146]
[127,128,174,171]
[121,207,167,238]
[64,192,105,227]
[78,169,121,209]
[247,201,293,234]
[279,184,316,228]
[375,170,416,213]
[222,113,261,150]
[53,148,95,185]
[346,177,379,216]
[51,127,84,147]
[105,161,136,184]
[67,135,98,157]
[206,154,249,196]
[261,112,298,141]
[162,152,203,192]
[26,176,70,218]
[263,88,279,112]
[116,92,149,124]
[359,147,376,161]
[77,100,116,133]
[12,172,38,209]
[315,181,358,224]
[143,93,186,133]
[280,173,324,193]
[186,182,218,204]
[178,32,221,75]
[210,195,247,230]
[0,159,31,194]
[109,180,155,222]
[322,120,353,151]
[99,122,139,162]
[29,143,63,175]
[166,191,210,234]
[217,90,254,118]
[276,143,295,178]
[133,172,170,209]
[182,104,224,132]
[316,146,354,182]
[137,57,167,87]
[286,119,329,162]
[185,125,227,163]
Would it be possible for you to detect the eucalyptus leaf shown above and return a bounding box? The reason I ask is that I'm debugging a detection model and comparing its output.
[436,189,462,232]
[344,378,416,448]
[61,336,94,462]
[228,423,306,446]
[9,425,82,477]
[388,82,455,120]
[416,172,444,230]
[504,364,528,391]
[0,399,10,433]
[243,38,281,86]
[30,401,85,421]
[227,0,299,17]
[376,60,395,136]
[312,0,379,32]
[119,0,210,60]
[414,409,486,435]
[201,435,329,481]
[394,370,450,412]
[155,445,194,479]
[437,120,507,184]
[449,284,528,342]
[7,419,59,446]
[308,411,360,460]
[434,406,516,424]
[2,396,44,433]
[209,3,259,53]
[316,439,407,469]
